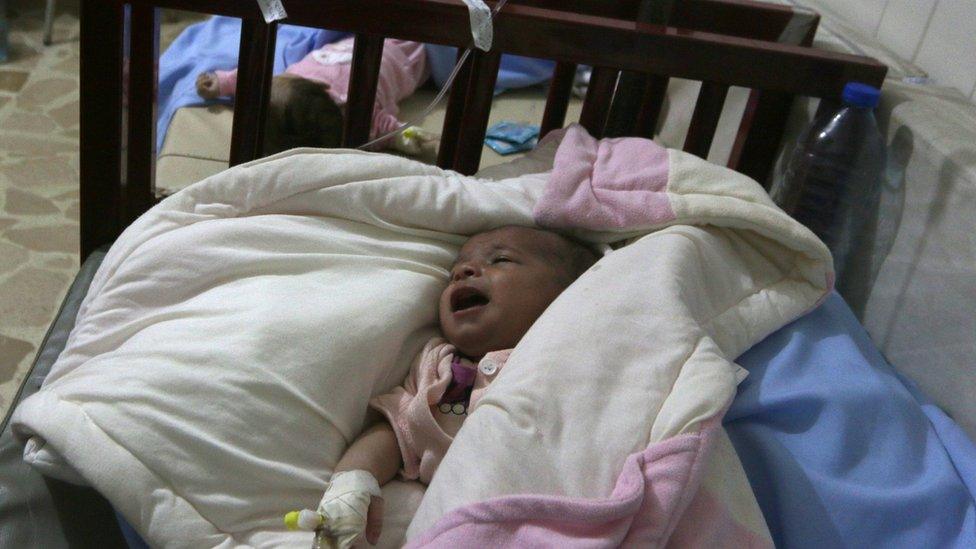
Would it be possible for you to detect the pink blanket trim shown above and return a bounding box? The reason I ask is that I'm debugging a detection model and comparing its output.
[407,409,769,548]
[533,124,676,231]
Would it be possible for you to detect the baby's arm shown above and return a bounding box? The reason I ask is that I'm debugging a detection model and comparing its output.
[335,420,403,485]
[311,421,401,546]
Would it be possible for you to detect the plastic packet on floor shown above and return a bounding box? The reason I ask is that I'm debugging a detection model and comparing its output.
[486,121,540,145]
[485,136,538,155]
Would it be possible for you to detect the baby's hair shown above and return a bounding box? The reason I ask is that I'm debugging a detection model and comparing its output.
[549,232,600,287]
[263,75,344,155]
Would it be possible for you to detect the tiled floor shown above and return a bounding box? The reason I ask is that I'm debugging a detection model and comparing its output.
[0,0,81,419]
[0,0,198,419]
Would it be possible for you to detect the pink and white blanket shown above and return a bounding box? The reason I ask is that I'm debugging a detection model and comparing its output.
[408,125,833,547]
[13,125,831,548]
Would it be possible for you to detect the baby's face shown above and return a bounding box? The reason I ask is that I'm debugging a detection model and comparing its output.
[439,227,573,358]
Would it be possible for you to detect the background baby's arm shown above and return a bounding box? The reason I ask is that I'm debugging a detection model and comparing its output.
[195,69,238,99]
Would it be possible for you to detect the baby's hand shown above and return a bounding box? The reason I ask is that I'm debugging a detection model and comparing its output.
[195,71,221,99]
[308,470,383,548]
[392,126,440,156]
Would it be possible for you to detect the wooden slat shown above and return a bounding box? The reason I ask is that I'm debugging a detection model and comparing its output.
[671,0,797,41]
[273,1,887,96]
[728,14,820,186]
[509,0,641,19]
[229,19,277,165]
[133,0,884,98]
[727,90,793,186]
[633,74,670,137]
[128,0,262,18]
[540,61,576,138]
[80,0,125,260]
[605,0,674,138]
[136,0,798,44]
[437,48,472,170]
[342,34,384,148]
[124,4,159,226]
[453,49,502,175]
[683,81,729,158]
[579,66,618,138]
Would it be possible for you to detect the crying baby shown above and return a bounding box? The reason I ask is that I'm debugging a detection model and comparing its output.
[286,226,598,546]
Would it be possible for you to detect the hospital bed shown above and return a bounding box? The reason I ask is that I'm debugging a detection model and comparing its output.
[1,0,973,547]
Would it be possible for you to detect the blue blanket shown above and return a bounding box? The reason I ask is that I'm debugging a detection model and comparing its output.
[157,17,555,148]
[729,292,976,547]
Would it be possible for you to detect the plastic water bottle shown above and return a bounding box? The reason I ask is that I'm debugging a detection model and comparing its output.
[770,82,888,316]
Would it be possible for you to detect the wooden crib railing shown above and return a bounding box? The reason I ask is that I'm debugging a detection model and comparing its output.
[79,0,885,260]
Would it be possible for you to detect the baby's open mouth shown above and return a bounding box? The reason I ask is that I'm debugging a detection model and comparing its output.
[451,286,490,312]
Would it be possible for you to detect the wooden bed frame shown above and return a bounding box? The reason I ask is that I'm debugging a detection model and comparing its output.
[80,0,885,262]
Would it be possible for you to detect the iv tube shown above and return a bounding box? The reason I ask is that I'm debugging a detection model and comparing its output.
[357,0,510,150]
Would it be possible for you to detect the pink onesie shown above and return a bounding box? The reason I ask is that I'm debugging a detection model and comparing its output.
[214,38,429,140]
[370,338,511,485]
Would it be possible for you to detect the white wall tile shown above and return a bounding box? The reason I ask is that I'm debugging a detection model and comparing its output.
[876,0,938,61]
[914,0,976,97]
[819,0,890,35]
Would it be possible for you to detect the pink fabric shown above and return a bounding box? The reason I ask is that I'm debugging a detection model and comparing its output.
[369,338,510,484]
[666,489,771,548]
[408,411,768,548]
[534,124,676,231]
[215,69,237,97]
[212,38,428,142]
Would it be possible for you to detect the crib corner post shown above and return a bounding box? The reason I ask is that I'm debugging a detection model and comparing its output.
[79,0,126,260]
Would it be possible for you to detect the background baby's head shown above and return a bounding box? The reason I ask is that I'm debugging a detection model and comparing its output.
[439,226,598,358]
[263,75,344,155]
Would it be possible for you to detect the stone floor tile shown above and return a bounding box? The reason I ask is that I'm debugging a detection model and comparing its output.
[40,255,76,270]
[2,135,76,156]
[51,189,78,201]
[51,55,80,75]
[0,71,30,93]
[63,200,79,221]
[0,241,29,272]
[0,334,35,384]
[3,110,58,133]
[14,77,77,112]
[48,98,79,128]
[4,188,61,215]
[0,267,71,327]
[2,157,78,190]
[5,224,78,253]
[1,35,43,71]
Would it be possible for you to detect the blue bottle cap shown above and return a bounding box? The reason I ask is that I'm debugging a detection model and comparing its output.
[842,82,881,108]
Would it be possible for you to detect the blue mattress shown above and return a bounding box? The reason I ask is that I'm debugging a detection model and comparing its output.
[118,293,976,547]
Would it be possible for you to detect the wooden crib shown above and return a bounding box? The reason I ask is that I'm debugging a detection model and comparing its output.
[0,0,886,545]
[79,0,884,259]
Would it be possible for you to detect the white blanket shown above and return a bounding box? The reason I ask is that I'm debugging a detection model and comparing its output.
[12,135,831,547]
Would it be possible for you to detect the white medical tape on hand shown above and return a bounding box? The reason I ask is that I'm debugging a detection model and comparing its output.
[462,0,494,51]
[255,0,288,23]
